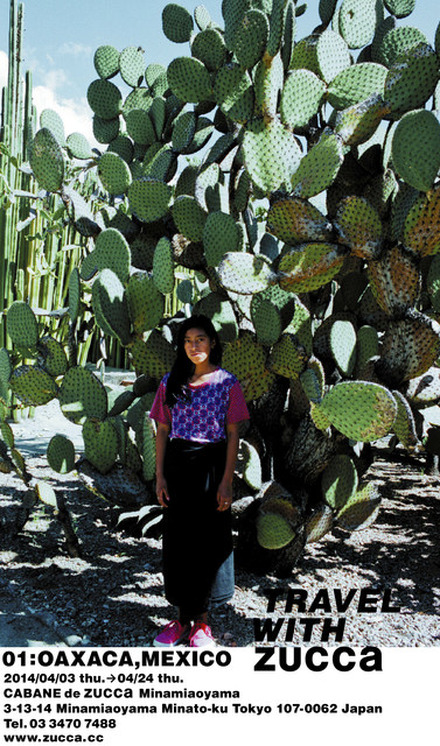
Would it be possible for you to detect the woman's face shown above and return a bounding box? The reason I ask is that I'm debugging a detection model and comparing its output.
[183,327,214,365]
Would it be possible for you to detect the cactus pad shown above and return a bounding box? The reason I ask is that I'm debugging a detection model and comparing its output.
[377,312,440,385]
[384,0,416,17]
[391,109,440,193]
[268,333,308,379]
[47,434,76,474]
[334,94,390,147]
[7,301,38,350]
[87,79,122,119]
[330,320,357,376]
[40,337,68,378]
[385,44,439,117]
[242,119,302,194]
[153,237,175,294]
[403,186,440,256]
[194,293,238,343]
[128,178,172,223]
[130,331,176,381]
[335,196,383,259]
[119,46,145,88]
[59,367,108,424]
[321,454,358,510]
[10,365,58,407]
[92,269,131,345]
[328,62,388,109]
[316,29,351,83]
[192,29,227,70]
[98,151,132,195]
[172,111,197,152]
[233,9,269,69]
[82,228,131,284]
[93,115,120,144]
[291,130,344,198]
[0,348,11,404]
[162,3,194,42]
[172,195,207,241]
[305,503,334,543]
[236,440,262,490]
[317,381,397,441]
[83,418,118,475]
[376,25,427,67]
[40,109,65,146]
[339,0,380,49]
[66,132,93,160]
[392,390,418,449]
[251,286,295,346]
[218,252,276,294]
[368,244,419,316]
[280,69,326,129]
[167,57,213,102]
[223,331,276,401]
[214,64,254,124]
[267,197,332,246]
[278,243,346,293]
[203,211,241,267]
[336,483,381,531]
[94,45,120,79]
[30,128,64,192]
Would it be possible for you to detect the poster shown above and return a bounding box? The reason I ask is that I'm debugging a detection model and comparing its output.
[1,0,440,744]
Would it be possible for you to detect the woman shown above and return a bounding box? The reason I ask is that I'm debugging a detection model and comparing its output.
[149,315,249,647]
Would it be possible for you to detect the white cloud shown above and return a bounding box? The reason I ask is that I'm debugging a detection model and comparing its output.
[33,83,95,143]
[58,42,92,57]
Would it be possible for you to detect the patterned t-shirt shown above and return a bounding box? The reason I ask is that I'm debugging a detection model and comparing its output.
[149,367,249,443]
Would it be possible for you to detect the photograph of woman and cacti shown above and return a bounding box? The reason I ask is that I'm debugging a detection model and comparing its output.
[0,0,440,649]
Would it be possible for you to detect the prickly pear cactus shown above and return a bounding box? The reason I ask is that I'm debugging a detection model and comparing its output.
[6,0,440,574]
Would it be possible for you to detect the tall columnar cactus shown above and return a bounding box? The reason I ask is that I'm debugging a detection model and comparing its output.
[3,0,440,574]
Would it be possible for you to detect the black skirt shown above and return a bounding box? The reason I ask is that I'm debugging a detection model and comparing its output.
[162,438,234,617]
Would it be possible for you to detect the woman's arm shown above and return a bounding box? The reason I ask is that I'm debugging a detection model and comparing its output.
[217,422,240,511]
[155,421,171,507]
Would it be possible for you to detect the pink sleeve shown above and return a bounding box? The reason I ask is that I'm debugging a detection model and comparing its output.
[149,380,172,426]
[227,380,250,423]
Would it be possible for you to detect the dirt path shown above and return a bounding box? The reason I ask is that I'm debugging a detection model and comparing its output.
[1,435,439,647]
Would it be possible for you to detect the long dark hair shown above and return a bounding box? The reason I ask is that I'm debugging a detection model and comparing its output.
[165,315,222,407]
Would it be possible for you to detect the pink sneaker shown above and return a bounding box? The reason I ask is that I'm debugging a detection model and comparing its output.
[189,622,215,648]
[153,620,188,647]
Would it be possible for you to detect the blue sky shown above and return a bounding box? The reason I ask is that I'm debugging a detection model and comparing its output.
[0,0,439,141]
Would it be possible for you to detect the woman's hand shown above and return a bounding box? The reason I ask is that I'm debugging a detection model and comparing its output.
[156,475,170,508]
[217,479,233,512]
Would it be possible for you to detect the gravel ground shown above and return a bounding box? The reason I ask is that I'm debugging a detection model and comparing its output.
[1,402,439,648]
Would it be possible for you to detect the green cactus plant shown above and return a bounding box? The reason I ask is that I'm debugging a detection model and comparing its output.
[6,0,440,575]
